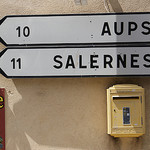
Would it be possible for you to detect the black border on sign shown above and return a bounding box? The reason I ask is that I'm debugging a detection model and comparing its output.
[0,12,150,47]
[0,45,150,78]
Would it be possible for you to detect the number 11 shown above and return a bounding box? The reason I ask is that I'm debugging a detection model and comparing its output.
[11,58,22,69]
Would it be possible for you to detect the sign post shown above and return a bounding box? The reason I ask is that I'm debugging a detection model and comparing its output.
[0,89,5,150]
[0,12,150,46]
[0,47,150,78]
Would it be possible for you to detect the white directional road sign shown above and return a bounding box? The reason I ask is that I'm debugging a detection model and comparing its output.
[0,13,150,46]
[0,47,150,78]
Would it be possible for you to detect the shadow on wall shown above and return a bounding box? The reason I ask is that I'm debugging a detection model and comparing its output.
[6,94,31,150]
[6,78,111,150]
[109,0,123,12]
[5,77,150,150]
[5,78,116,150]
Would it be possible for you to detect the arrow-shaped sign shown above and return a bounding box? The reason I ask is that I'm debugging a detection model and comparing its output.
[0,12,150,46]
[0,47,150,78]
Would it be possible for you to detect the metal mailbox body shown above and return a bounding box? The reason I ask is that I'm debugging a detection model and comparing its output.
[107,84,145,137]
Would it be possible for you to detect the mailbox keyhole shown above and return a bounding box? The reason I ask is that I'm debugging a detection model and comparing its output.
[123,107,130,125]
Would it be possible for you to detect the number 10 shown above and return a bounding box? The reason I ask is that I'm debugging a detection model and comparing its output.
[16,26,30,37]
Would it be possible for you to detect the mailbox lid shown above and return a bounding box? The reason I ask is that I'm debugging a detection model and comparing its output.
[109,84,144,93]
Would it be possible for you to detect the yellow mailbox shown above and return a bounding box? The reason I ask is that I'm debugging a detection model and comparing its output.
[107,84,145,137]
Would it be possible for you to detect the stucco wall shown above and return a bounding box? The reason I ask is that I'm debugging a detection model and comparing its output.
[0,0,150,150]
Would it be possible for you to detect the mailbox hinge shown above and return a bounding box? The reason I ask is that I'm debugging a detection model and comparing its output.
[141,117,143,125]
[140,96,142,103]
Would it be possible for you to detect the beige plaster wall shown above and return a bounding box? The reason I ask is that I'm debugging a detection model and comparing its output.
[0,0,150,150]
